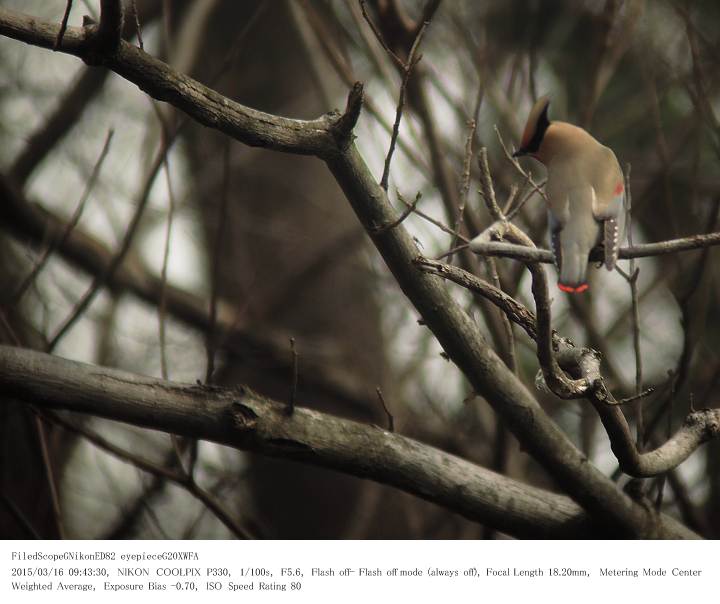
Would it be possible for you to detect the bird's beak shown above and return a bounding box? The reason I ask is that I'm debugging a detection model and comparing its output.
[512,148,527,158]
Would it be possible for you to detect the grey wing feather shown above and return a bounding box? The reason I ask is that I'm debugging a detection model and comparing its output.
[603,217,619,270]
[551,228,562,271]
[590,148,626,272]
[548,211,562,271]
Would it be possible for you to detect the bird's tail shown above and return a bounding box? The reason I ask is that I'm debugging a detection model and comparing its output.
[552,189,599,294]
[558,247,589,293]
[555,218,594,293]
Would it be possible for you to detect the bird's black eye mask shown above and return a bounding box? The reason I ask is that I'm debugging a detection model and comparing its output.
[514,103,550,157]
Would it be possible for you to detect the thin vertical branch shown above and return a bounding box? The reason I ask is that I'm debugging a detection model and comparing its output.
[299,2,429,172]
[0,313,61,539]
[157,134,175,382]
[54,1,73,50]
[130,0,143,50]
[151,101,186,475]
[624,163,644,449]
[454,117,476,234]
[34,416,65,539]
[12,129,114,304]
[358,0,405,69]
[358,0,437,192]
[0,493,41,539]
[287,337,298,416]
[150,100,177,383]
[449,90,480,261]
[206,140,231,384]
[494,126,549,204]
[477,147,504,221]
[161,0,173,58]
[482,251,516,542]
[380,22,428,191]
[376,387,395,432]
[46,116,185,352]
[43,410,254,539]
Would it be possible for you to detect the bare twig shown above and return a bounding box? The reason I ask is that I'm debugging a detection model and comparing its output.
[287,337,298,416]
[373,191,422,233]
[435,243,469,260]
[206,139,231,384]
[618,387,655,406]
[506,178,546,221]
[209,1,267,88]
[475,149,518,372]
[153,103,176,383]
[495,125,549,204]
[449,113,478,261]
[661,459,707,535]
[10,69,109,184]
[379,21,429,190]
[486,255,517,374]
[673,198,720,399]
[1,175,379,418]
[0,493,41,539]
[0,8,351,156]
[54,0,73,50]
[376,387,395,432]
[46,117,183,352]
[33,416,65,539]
[42,410,254,539]
[358,0,405,69]
[478,147,504,221]
[12,129,114,304]
[130,0,143,50]
[681,6,720,157]
[502,184,520,219]
[415,257,543,344]
[621,164,644,449]
[397,195,468,242]
[298,1,430,172]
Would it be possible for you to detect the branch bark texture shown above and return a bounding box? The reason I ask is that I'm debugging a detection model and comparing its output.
[0,344,609,539]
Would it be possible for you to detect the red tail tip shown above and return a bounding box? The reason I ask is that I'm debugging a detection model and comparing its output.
[558,283,589,294]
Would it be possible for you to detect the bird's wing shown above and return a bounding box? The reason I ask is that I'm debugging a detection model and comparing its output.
[591,180,625,221]
[603,217,621,270]
[590,146,625,270]
[549,212,562,271]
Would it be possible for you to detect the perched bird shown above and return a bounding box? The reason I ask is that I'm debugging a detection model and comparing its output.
[513,96,625,293]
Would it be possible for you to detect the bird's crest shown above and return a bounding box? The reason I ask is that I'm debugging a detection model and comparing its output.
[518,95,551,154]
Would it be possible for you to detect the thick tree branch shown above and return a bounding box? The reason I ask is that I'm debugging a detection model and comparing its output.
[42,409,253,539]
[0,8,342,157]
[415,256,542,342]
[11,1,162,184]
[0,175,376,417]
[555,347,720,477]
[471,219,590,399]
[0,344,614,540]
[420,257,720,478]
